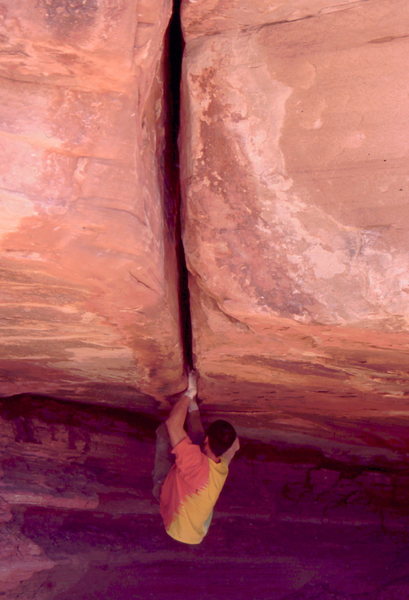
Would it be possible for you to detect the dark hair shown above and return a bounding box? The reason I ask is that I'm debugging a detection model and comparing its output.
[206,420,237,457]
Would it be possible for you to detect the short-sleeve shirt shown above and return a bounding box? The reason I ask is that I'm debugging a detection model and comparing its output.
[160,436,228,545]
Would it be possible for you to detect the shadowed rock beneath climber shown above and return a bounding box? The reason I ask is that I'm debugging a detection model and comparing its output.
[1,394,409,599]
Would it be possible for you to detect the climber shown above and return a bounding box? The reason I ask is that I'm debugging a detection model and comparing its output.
[152,371,240,545]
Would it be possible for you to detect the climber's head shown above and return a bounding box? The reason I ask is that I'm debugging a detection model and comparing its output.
[203,419,238,459]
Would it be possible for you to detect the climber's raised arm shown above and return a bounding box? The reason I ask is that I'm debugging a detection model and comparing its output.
[166,371,198,448]
[166,394,191,448]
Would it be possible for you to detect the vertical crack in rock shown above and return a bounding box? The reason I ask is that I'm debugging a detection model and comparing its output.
[163,0,193,370]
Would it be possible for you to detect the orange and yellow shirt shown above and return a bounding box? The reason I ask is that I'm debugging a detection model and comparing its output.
[160,436,228,545]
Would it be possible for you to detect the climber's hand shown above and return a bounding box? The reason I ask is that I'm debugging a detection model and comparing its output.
[186,370,197,399]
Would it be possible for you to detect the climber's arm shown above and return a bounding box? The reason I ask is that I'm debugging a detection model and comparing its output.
[166,394,191,448]
[186,405,205,444]
[166,371,198,448]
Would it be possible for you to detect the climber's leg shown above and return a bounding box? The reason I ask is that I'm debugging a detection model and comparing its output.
[152,422,174,501]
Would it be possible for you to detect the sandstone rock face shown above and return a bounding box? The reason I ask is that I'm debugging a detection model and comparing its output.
[2,3,409,595]
[181,0,409,453]
[0,0,185,405]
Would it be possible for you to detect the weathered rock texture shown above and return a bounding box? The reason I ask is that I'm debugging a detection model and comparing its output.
[181,0,409,454]
[0,0,185,405]
[1,1,409,597]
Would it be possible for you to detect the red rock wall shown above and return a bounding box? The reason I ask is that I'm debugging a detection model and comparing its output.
[1,2,409,597]
[0,1,185,405]
[0,0,408,460]
[180,0,409,450]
